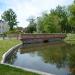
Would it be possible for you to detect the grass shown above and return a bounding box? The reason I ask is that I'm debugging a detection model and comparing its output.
[0,38,39,75]
[0,39,21,61]
[64,33,75,44]
[0,64,39,75]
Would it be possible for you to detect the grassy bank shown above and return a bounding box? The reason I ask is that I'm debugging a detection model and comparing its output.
[0,39,39,75]
[0,39,21,61]
[64,33,75,44]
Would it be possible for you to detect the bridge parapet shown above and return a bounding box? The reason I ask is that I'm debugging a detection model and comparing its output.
[20,33,66,39]
[20,33,66,43]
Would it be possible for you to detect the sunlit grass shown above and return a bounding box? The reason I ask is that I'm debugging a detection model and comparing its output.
[0,39,21,61]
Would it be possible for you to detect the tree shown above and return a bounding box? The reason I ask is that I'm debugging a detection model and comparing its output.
[68,1,75,32]
[25,16,36,33]
[1,9,17,30]
[36,13,52,33]
[51,6,68,33]
[36,16,45,33]
[48,14,61,33]
[36,6,68,33]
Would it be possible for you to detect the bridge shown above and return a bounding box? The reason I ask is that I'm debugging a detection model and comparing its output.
[20,33,66,44]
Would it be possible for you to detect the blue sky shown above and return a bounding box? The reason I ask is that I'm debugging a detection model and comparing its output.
[0,0,73,27]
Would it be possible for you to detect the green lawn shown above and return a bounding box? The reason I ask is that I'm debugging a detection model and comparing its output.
[64,33,75,44]
[0,39,21,61]
[0,39,39,75]
[0,64,39,75]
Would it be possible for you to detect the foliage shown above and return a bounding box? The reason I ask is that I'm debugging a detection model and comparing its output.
[64,33,75,44]
[68,3,75,32]
[25,0,75,33]
[36,6,68,33]
[1,0,75,33]
[1,9,18,30]
[25,17,36,33]
[53,6,68,32]
[69,4,75,15]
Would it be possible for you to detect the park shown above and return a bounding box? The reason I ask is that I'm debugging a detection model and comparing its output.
[0,0,75,75]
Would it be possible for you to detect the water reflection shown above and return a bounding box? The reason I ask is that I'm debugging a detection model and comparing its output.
[20,42,65,54]
[6,42,75,75]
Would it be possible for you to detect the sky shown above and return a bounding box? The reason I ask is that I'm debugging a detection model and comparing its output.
[0,0,73,27]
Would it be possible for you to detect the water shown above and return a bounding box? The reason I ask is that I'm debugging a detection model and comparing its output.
[6,42,75,75]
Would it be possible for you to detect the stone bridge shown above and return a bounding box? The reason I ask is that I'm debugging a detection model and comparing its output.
[20,33,66,44]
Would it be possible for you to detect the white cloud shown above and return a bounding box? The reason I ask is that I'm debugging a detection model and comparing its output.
[0,0,73,27]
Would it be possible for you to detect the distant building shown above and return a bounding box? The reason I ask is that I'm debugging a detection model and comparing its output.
[0,20,9,34]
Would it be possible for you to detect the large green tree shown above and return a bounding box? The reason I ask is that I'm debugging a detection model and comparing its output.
[68,1,75,32]
[1,9,17,30]
[51,6,68,33]
[36,6,68,33]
